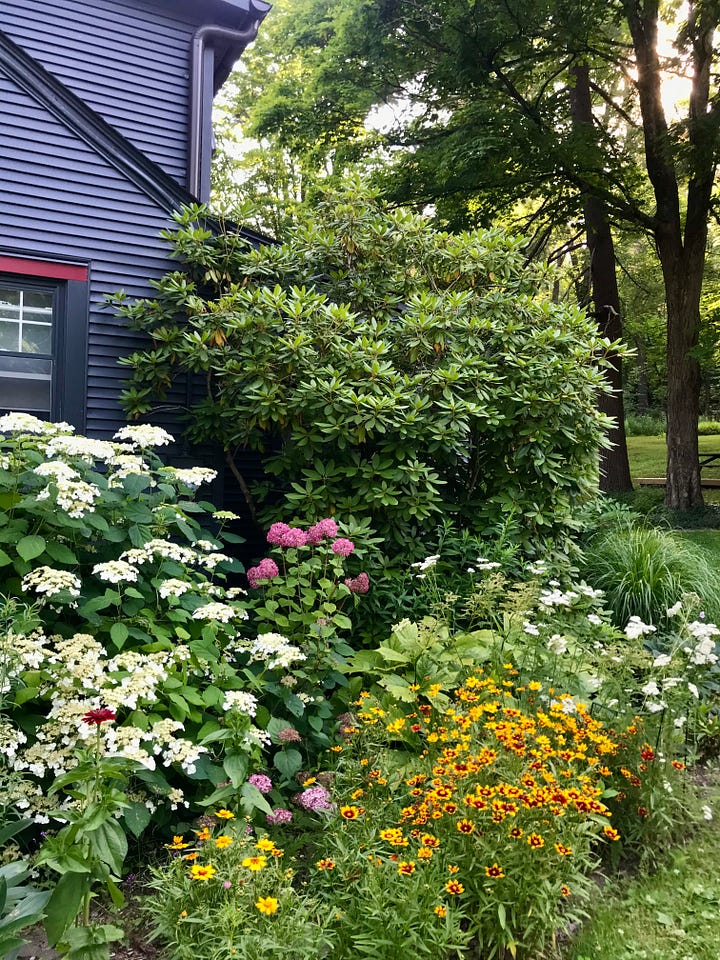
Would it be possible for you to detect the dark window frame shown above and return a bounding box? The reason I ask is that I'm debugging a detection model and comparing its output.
[0,254,89,429]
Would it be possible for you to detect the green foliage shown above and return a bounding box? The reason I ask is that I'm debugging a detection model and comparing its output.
[119,181,616,557]
[0,417,371,843]
[624,413,665,437]
[579,523,720,626]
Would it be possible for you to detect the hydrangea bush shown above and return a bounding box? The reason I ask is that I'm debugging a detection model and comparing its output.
[0,415,367,834]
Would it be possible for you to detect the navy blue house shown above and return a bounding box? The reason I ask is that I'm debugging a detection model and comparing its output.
[0,0,270,438]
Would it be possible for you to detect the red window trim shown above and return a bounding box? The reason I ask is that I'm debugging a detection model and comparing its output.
[0,255,88,282]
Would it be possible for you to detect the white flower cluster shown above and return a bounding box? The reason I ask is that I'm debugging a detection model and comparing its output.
[44,434,117,462]
[539,588,579,608]
[192,602,244,623]
[684,620,720,665]
[113,424,174,448]
[160,737,206,775]
[92,560,139,583]
[624,616,657,640]
[249,632,307,670]
[37,477,102,518]
[0,412,67,435]
[22,566,81,598]
[165,467,218,489]
[547,634,569,655]
[222,690,258,715]
[159,578,193,598]
[107,453,149,477]
[34,460,79,481]
[411,554,440,575]
[0,718,27,762]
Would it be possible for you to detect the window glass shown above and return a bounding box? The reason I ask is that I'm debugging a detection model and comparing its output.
[0,285,53,355]
[0,282,55,416]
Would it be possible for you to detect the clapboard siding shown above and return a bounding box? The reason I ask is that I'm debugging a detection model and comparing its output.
[0,71,181,438]
[1,0,197,183]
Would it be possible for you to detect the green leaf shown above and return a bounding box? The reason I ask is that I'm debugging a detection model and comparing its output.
[0,548,13,567]
[223,753,248,788]
[45,540,78,564]
[109,623,129,649]
[240,782,273,816]
[123,802,152,839]
[44,872,90,946]
[273,748,302,780]
[16,534,46,561]
[85,819,128,876]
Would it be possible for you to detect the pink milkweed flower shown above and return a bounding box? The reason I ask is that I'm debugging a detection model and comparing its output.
[331,538,355,557]
[266,808,293,825]
[247,557,280,589]
[306,518,339,545]
[344,572,370,594]
[266,522,292,544]
[248,774,273,795]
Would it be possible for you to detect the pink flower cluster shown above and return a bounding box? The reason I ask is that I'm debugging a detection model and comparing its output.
[295,785,333,812]
[266,807,293,825]
[246,557,280,589]
[247,773,273,795]
[344,572,370,594]
[331,537,355,557]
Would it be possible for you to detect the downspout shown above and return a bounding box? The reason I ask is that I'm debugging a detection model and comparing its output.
[189,21,262,200]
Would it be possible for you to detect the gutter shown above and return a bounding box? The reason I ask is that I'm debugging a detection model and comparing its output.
[188,21,263,200]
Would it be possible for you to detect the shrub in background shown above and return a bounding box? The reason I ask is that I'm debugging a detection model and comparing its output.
[118,177,617,557]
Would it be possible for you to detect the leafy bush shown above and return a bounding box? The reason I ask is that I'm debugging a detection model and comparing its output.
[624,413,665,436]
[578,523,720,626]
[698,419,720,435]
[118,177,616,557]
[0,415,367,836]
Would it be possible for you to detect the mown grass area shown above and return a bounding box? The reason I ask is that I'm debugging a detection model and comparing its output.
[626,435,720,482]
[568,794,720,960]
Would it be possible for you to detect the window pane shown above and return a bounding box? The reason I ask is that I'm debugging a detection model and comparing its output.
[22,323,53,354]
[0,307,20,321]
[0,321,20,352]
[0,287,21,307]
[0,355,52,413]
[23,291,53,309]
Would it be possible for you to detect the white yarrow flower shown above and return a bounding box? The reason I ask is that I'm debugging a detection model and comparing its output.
[666,601,683,617]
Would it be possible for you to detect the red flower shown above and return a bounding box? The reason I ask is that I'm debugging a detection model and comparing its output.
[81,708,116,726]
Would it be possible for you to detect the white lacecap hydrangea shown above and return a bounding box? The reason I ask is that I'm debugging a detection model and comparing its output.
[22,566,81,598]
[159,578,193,598]
[44,434,117,462]
[222,690,259,715]
[191,602,238,623]
[92,560,139,583]
[113,424,174,447]
[0,412,65,435]
[33,460,79,480]
[165,467,218,489]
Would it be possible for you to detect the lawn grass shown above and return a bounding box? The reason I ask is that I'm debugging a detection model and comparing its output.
[567,803,720,960]
[627,434,720,482]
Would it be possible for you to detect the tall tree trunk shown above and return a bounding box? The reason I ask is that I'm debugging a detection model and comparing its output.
[661,258,704,509]
[623,1,713,510]
[570,65,633,492]
[635,335,650,414]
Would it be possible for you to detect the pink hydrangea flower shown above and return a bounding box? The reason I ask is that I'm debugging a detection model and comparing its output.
[248,773,273,795]
[331,538,355,557]
[306,518,339,545]
[266,522,292,544]
[247,557,280,589]
[278,527,308,548]
[344,572,370,594]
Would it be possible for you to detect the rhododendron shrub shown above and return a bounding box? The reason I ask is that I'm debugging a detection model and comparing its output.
[119,180,617,557]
